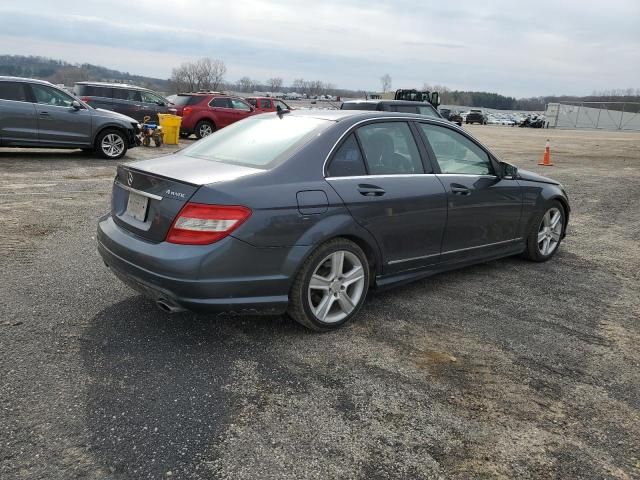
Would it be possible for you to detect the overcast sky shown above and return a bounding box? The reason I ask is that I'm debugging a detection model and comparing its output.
[1,0,639,97]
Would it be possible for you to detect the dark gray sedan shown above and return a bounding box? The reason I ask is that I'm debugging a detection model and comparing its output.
[97,110,569,330]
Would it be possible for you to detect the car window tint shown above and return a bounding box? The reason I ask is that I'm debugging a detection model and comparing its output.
[260,99,271,109]
[142,91,164,104]
[183,115,331,169]
[231,98,251,111]
[76,85,112,97]
[328,134,367,177]
[31,84,75,107]
[417,105,438,117]
[113,88,141,101]
[211,97,230,108]
[0,82,27,101]
[356,122,424,175]
[419,123,493,175]
[393,105,418,114]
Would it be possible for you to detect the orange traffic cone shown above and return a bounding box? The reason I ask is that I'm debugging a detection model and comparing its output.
[539,139,553,166]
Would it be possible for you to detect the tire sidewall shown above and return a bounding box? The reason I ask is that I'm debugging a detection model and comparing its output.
[96,129,127,160]
[297,240,370,330]
[527,201,566,261]
[195,120,214,139]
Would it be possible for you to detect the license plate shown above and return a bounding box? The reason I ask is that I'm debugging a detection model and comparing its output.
[126,192,149,222]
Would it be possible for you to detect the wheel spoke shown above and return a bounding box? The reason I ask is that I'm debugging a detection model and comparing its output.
[543,211,551,227]
[337,293,356,314]
[330,251,344,279]
[342,266,364,287]
[314,294,334,321]
[537,230,546,243]
[542,237,550,255]
[310,274,331,291]
[550,231,561,241]
[550,211,561,229]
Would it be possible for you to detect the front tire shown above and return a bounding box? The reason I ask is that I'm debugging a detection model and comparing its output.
[288,238,370,331]
[96,129,128,160]
[523,201,566,262]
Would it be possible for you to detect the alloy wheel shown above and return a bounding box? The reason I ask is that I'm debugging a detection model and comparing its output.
[199,123,213,137]
[537,207,563,256]
[101,134,125,158]
[307,250,366,324]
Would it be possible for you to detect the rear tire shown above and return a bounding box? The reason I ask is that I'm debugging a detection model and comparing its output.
[522,200,566,262]
[96,129,128,160]
[195,120,215,139]
[288,238,370,331]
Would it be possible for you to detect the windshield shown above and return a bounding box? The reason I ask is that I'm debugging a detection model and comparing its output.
[182,114,332,168]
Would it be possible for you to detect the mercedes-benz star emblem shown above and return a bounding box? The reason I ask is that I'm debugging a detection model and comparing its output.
[127,171,133,186]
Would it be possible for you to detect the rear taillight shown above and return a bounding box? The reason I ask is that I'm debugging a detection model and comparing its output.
[183,107,192,117]
[166,203,251,245]
[80,96,90,102]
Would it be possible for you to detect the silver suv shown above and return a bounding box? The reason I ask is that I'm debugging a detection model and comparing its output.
[0,77,141,159]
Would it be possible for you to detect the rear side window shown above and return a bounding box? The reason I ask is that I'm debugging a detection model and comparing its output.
[171,95,202,106]
[327,134,367,177]
[76,85,112,98]
[260,99,271,109]
[0,82,27,101]
[211,97,230,108]
[113,88,142,101]
[356,122,424,175]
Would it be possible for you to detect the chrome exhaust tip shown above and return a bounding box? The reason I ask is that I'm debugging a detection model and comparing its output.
[156,299,185,313]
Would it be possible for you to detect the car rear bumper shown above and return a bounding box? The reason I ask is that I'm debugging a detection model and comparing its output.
[96,214,303,315]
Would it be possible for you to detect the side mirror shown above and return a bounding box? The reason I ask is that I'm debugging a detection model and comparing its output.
[500,162,518,179]
[71,100,82,110]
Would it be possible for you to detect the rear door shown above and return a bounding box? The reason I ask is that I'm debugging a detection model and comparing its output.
[0,81,38,145]
[417,122,522,263]
[29,83,92,146]
[140,90,169,123]
[112,87,143,121]
[325,121,447,274]
[209,97,233,127]
[76,84,113,111]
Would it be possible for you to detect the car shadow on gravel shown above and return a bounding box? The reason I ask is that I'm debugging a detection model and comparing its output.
[80,296,306,478]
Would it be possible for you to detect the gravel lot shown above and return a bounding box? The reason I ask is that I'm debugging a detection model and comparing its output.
[1,124,638,479]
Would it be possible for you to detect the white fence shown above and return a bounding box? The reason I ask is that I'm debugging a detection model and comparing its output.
[546,102,640,131]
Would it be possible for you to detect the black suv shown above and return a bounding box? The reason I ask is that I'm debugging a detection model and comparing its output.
[465,109,487,125]
[340,100,442,118]
[74,82,174,123]
[439,107,463,126]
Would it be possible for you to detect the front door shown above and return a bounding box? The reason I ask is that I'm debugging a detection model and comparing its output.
[417,123,522,263]
[326,121,447,274]
[0,81,38,145]
[29,83,92,146]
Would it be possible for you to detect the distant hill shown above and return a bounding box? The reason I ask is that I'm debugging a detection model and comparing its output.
[0,55,170,93]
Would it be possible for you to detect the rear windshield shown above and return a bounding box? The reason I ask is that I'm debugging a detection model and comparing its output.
[182,115,332,169]
[172,95,202,106]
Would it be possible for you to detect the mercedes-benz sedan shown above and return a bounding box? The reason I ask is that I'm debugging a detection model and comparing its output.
[97,110,569,331]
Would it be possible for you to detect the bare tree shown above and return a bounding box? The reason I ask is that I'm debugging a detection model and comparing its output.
[292,78,306,92]
[381,73,392,92]
[267,77,283,92]
[237,76,255,92]
[197,58,227,91]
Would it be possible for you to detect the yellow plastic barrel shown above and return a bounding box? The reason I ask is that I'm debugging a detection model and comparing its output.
[157,114,182,145]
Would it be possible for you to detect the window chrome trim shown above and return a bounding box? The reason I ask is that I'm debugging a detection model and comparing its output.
[114,181,163,201]
[388,238,523,265]
[326,174,436,180]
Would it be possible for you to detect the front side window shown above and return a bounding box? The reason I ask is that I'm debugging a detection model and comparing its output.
[260,99,271,109]
[182,115,331,169]
[275,100,290,110]
[419,123,493,175]
[231,98,252,111]
[142,91,165,104]
[0,82,28,102]
[31,84,75,107]
[417,105,438,117]
[327,134,367,177]
[393,105,418,114]
[356,122,424,175]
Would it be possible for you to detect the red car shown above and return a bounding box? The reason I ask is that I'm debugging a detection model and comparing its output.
[172,93,256,139]
[245,97,292,113]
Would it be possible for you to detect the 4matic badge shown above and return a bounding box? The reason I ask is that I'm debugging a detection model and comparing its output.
[165,189,186,199]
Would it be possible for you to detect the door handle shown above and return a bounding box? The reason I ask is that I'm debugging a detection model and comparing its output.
[450,184,470,195]
[358,184,385,196]
[39,111,50,116]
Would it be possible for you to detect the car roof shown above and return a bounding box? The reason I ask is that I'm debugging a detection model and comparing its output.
[287,109,453,125]
[75,81,150,90]
[0,76,54,86]
[342,99,436,107]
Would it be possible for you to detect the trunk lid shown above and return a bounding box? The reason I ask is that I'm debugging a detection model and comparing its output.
[111,156,262,242]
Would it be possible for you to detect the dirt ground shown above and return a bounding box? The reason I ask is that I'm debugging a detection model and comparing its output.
[0,124,638,480]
